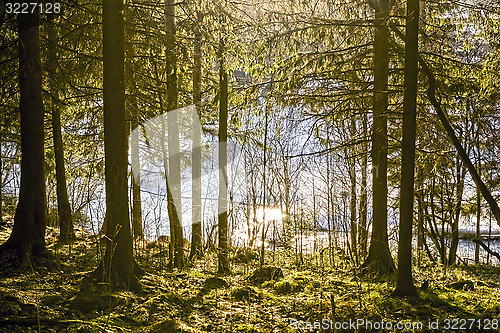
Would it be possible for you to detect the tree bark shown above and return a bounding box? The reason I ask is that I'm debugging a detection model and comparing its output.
[100,0,141,291]
[394,0,419,296]
[190,10,203,260]
[362,0,395,275]
[0,11,46,266]
[165,0,184,268]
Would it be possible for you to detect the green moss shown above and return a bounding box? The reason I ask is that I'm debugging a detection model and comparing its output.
[3,225,500,333]
[231,286,259,301]
[274,278,304,294]
[261,280,274,289]
[274,280,293,294]
[236,323,258,332]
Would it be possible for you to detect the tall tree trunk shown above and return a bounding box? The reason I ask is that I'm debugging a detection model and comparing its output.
[250,178,258,248]
[415,170,424,265]
[349,117,357,264]
[394,0,419,296]
[165,0,184,268]
[0,11,46,266]
[429,179,447,264]
[125,0,143,241]
[150,52,178,265]
[326,128,334,266]
[130,127,142,240]
[260,93,269,268]
[359,113,368,259]
[362,0,395,274]
[218,37,230,275]
[475,152,481,264]
[190,10,203,260]
[47,19,75,245]
[448,158,465,265]
[284,166,291,248]
[0,118,2,225]
[99,0,141,291]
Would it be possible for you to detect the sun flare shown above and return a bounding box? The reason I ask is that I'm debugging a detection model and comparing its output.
[255,207,284,223]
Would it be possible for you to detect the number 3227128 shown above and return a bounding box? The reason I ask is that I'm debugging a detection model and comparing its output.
[6,2,61,14]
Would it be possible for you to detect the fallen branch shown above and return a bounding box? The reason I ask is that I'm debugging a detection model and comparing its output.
[472,238,500,261]
[390,25,500,227]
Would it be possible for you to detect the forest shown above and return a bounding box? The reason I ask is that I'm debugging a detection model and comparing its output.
[0,0,500,332]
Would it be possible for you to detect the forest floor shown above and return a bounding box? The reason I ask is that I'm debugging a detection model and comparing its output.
[0,225,500,332]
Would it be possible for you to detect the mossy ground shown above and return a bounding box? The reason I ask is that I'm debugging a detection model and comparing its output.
[0,226,500,332]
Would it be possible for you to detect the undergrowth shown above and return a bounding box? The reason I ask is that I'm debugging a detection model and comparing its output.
[0,226,499,332]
